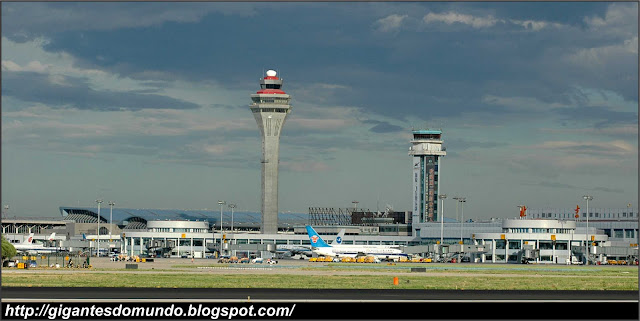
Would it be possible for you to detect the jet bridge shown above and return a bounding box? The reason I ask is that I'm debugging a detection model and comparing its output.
[402,244,487,262]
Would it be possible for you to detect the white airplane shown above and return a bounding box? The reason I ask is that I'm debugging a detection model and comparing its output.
[14,233,61,255]
[306,225,408,261]
[276,229,346,257]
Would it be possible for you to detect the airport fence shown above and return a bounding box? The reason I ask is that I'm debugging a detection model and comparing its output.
[10,252,92,269]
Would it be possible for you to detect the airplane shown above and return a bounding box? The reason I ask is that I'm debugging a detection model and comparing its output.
[305,225,408,261]
[14,232,61,255]
[276,229,346,258]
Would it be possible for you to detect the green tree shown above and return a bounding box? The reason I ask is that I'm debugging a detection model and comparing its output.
[2,235,17,261]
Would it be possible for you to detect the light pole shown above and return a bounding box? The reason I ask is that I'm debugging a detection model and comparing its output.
[460,198,466,244]
[583,195,593,265]
[228,204,236,232]
[453,197,466,244]
[228,203,236,256]
[96,199,103,257]
[218,200,225,256]
[108,201,115,244]
[439,194,447,245]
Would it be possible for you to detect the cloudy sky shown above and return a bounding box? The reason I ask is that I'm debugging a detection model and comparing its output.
[1,2,637,220]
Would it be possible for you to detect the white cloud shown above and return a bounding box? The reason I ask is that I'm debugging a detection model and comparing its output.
[509,19,564,32]
[482,94,571,111]
[423,12,502,29]
[375,14,408,32]
[513,20,548,31]
[583,2,638,37]
[198,143,230,156]
[2,3,258,40]
[567,36,638,68]
[317,83,351,90]
[288,118,352,131]
[422,11,566,32]
[281,160,330,172]
[539,126,638,138]
[291,82,352,106]
[1,104,66,120]
[1,60,50,73]
[531,140,636,156]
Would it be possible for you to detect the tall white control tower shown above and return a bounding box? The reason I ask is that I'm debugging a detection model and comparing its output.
[409,129,446,224]
[250,70,292,234]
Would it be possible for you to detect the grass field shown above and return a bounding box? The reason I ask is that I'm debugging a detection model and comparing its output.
[2,264,638,290]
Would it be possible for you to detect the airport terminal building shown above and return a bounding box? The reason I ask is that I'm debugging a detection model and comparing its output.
[3,205,636,264]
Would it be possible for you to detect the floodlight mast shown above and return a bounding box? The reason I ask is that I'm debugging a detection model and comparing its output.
[108,201,115,244]
[438,194,447,245]
[218,200,226,256]
[228,204,236,232]
[96,199,103,257]
[583,195,593,265]
[228,203,236,256]
[452,197,466,244]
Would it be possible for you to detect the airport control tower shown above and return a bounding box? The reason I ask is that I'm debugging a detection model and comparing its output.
[409,129,446,224]
[250,70,292,234]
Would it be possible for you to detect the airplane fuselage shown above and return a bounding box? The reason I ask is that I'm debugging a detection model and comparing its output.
[14,245,60,255]
[312,245,407,259]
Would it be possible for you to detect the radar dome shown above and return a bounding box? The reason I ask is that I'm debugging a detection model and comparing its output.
[266,70,277,77]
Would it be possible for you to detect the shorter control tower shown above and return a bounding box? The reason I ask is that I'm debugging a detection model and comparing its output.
[250,70,292,234]
[409,129,446,224]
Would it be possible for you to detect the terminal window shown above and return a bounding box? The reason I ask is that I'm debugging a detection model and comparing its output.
[539,242,553,250]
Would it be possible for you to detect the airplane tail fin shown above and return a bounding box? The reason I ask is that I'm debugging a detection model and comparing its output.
[82,233,87,240]
[331,229,345,245]
[21,233,35,245]
[305,225,331,248]
[48,232,56,241]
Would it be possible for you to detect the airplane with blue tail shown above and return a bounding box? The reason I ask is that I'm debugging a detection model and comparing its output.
[276,228,345,257]
[305,225,408,261]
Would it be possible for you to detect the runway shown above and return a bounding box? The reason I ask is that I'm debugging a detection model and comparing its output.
[2,287,638,302]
